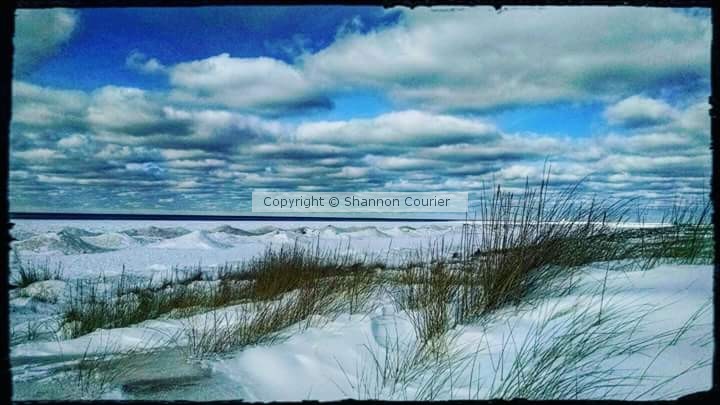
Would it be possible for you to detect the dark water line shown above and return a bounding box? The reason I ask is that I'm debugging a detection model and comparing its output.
[9,212,456,222]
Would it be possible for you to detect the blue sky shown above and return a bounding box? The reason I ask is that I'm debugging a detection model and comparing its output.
[25,7,402,91]
[9,6,712,217]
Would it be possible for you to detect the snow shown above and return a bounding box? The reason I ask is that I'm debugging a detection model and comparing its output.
[81,232,139,250]
[207,265,712,401]
[18,280,68,304]
[8,220,713,401]
[9,220,464,279]
[151,230,233,250]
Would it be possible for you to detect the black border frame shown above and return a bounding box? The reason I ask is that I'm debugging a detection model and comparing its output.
[1,1,717,404]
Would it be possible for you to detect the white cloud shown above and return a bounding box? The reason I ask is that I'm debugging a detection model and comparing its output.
[248,143,348,159]
[604,95,676,127]
[159,149,210,160]
[126,51,167,74]
[87,86,187,136]
[57,134,88,148]
[168,53,331,114]
[417,134,568,162]
[15,148,62,161]
[165,159,226,169]
[675,101,710,134]
[296,110,497,146]
[331,166,371,179]
[12,81,88,128]
[162,107,286,145]
[364,156,443,171]
[302,7,710,111]
[497,164,539,181]
[14,9,78,75]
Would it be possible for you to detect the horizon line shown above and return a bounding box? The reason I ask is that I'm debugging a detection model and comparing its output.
[8,212,459,222]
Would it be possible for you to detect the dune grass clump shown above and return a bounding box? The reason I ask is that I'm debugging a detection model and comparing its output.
[62,243,381,339]
[392,262,457,351]
[62,268,221,338]
[386,174,641,349]
[341,286,711,401]
[184,276,343,358]
[453,176,634,322]
[218,242,376,300]
[637,200,713,266]
[68,337,148,400]
[336,324,465,400]
[483,296,712,400]
[57,181,713,376]
[182,243,387,357]
[11,251,64,288]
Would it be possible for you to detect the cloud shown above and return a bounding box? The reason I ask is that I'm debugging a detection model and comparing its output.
[248,143,350,160]
[330,166,371,179]
[302,7,710,112]
[165,159,226,169]
[417,134,568,163]
[14,148,62,161]
[11,86,710,213]
[168,53,332,115]
[14,9,78,75]
[363,156,443,171]
[126,51,167,74]
[604,95,676,127]
[296,110,497,146]
[12,81,88,129]
[57,134,88,149]
[7,7,713,213]
[161,107,286,149]
[87,86,191,137]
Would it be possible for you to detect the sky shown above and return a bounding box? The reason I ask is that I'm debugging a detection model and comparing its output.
[9,6,712,217]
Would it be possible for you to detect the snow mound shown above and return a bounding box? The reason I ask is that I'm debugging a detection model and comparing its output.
[340,226,391,239]
[316,225,344,239]
[211,225,254,236]
[10,229,36,242]
[81,232,139,250]
[383,225,425,237]
[14,230,109,255]
[19,280,68,303]
[151,230,233,250]
[247,226,280,236]
[308,225,390,239]
[256,230,301,244]
[122,226,191,243]
[59,227,101,237]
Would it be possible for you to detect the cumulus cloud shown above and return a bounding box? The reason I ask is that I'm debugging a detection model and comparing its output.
[363,156,443,171]
[126,51,167,74]
[87,86,191,137]
[57,134,88,149]
[7,8,713,213]
[115,8,709,117]
[297,110,497,146]
[302,7,710,112]
[248,143,350,160]
[604,95,676,127]
[10,82,286,151]
[162,107,286,149]
[14,148,62,162]
[14,9,78,75]
[12,81,88,129]
[168,53,332,115]
[330,166,372,179]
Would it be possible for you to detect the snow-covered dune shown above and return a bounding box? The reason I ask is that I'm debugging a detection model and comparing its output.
[81,232,140,250]
[151,230,233,250]
[9,262,713,401]
[8,221,466,278]
[14,229,109,255]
